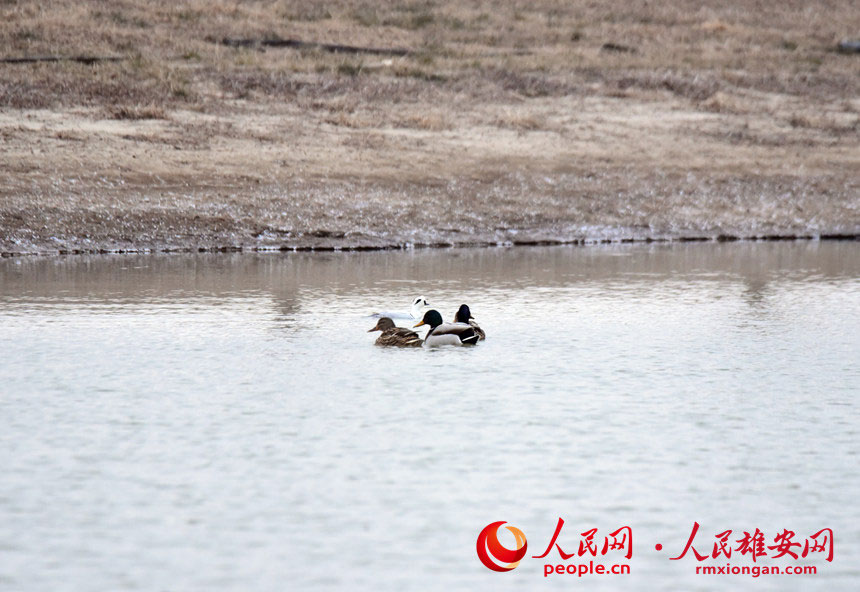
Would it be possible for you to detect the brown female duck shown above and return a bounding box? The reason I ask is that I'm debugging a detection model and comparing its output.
[368,317,423,347]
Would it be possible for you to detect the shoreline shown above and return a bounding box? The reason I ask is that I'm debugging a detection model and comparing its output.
[3,232,858,258]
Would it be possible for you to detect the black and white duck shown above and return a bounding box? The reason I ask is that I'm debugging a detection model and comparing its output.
[370,296,433,321]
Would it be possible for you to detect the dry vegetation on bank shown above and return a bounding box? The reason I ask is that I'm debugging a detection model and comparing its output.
[1,1,858,253]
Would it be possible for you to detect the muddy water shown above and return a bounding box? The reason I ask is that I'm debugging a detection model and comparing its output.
[0,243,858,591]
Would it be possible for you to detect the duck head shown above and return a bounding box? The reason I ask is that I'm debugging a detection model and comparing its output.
[368,317,396,332]
[414,309,444,329]
[411,296,431,318]
[454,304,474,323]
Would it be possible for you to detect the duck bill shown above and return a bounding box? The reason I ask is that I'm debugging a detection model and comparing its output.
[367,327,379,332]
[413,320,425,328]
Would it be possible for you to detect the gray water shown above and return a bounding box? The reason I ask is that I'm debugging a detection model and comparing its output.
[1,242,858,591]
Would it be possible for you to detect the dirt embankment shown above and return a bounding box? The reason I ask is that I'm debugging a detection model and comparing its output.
[1,1,858,254]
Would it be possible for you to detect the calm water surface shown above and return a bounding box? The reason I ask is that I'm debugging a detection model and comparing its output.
[1,243,858,591]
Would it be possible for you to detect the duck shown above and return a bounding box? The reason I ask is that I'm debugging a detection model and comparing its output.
[370,296,433,320]
[453,304,485,340]
[410,296,432,319]
[414,310,480,347]
[368,317,423,347]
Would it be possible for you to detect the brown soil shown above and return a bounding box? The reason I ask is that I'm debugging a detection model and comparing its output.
[1,1,858,254]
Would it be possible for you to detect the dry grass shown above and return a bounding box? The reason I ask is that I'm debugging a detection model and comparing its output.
[489,109,548,131]
[1,0,858,110]
[109,104,168,120]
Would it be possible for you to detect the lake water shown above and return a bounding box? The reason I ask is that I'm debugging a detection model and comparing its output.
[1,242,858,591]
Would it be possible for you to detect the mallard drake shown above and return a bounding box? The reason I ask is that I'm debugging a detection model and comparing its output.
[370,296,432,320]
[453,304,485,340]
[414,310,480,347]
[368,317,423,347]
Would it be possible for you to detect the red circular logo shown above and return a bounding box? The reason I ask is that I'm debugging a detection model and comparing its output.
[476,521,528,572]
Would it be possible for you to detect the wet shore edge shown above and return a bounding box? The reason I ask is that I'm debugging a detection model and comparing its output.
[2,232,858,258]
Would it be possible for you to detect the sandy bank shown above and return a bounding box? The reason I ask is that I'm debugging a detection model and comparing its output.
[1,1,858,254]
